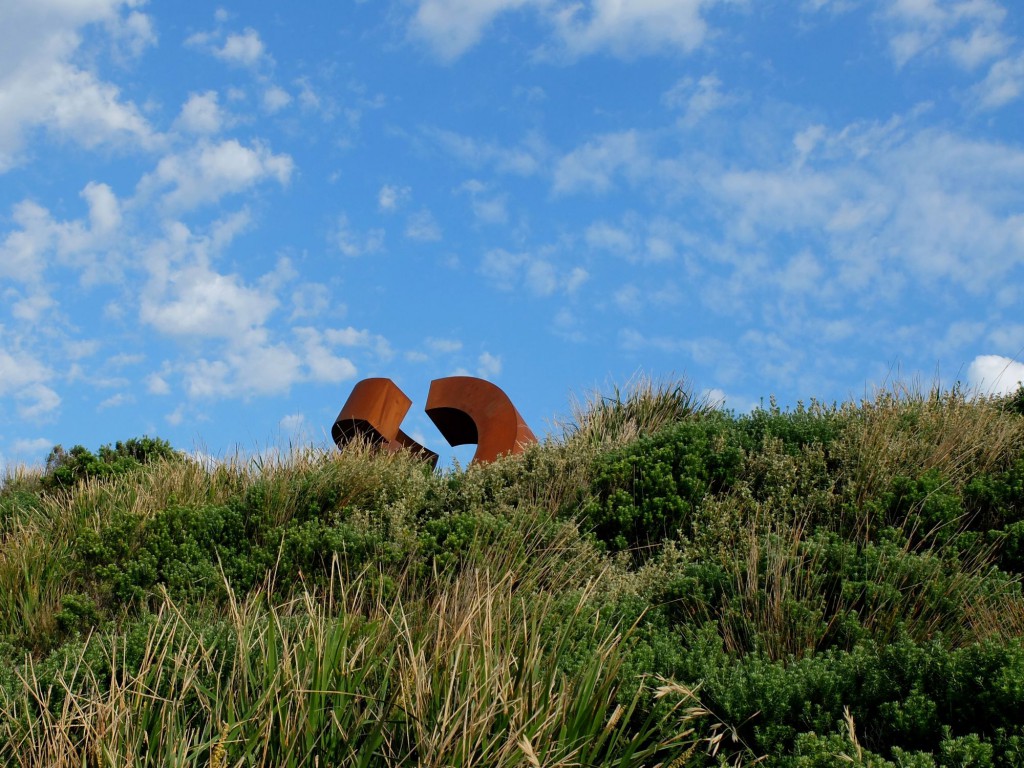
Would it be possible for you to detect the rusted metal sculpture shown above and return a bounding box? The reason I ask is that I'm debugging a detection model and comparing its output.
[425,376,537,464]
[332,376,536,465]
[331,378,439,466]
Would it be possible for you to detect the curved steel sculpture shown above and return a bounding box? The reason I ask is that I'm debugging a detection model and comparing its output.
[425,376,537,464]
[332,376,536,465]
[332,378,439,466]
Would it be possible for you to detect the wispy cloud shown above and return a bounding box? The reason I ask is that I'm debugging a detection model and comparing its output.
[410,0,737,61]
[333,213,385,257]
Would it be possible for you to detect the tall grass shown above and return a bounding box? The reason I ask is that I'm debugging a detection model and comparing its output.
[0,559,701,767]
[837,383,1024,511]
[3,379,1024,765]
[560,374,715,448]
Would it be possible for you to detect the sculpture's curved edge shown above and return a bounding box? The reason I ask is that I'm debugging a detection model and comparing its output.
[425,376,537,464]
[333,378,436,466]
[332,377,411,447]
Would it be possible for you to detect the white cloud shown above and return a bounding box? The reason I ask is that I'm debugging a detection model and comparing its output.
[290,283,333,320]
[458,180,508,224]
[477,352,502,378]
[552,308,586,342]
[215,28,267,67]
[801,0,858,12]
[165,405,185,426]
[777,250,826,295]
[967,355,1024,396]
[0,201,55,284]
[410,0,732,60]
[142,264,278,339]
[479,249,528,291]
[83,181,121,235]
[140,139,294,212]
[405,209,443,241]
[262,85,292,114]
[107,9,157,60]
[879,0,1010,69]
[426,337,464,354]
[324,328,371,346]
[16,382,62,420]
[987,323,1024,353]
[410,0,536,61]
[0,345,54,409]
[614,284,642,313]
[612,280,681,314]
[479,248,588,296]
[176,91,226,135]
[714,167,839,239]
[279,413,308,437]
[147,373,171,395]
[291,326,401,387]
[182,341,304,399]
[296,329,359,384]
[98,393,133,410]
[550,0,719,58]
[526,260,558,296]
[378,184,411,211]
[565,266,589,293]
[0,181,124,298]
[584,214,690,263]
[679,121,1024,302]
[949,26,1011,70]
[973,53,1024,110]
[471,195,509,224]
[703,388,727,408]
[333,213,385,257]
[662,74,736,125]
[0,1,158,172]
[425,128,544,176]
[11,437,53,457]
[10,293,57,323]
[0,68,155,173]
[296,78,322,112]
[553,130,650,195]
[585,221,634,257]
[322,326,394,359]
[806,0,1015,78]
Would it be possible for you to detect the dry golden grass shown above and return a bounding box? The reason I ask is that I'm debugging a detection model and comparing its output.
[0,553,700,768]
[559,374,715,449]
[838,383,1024,512]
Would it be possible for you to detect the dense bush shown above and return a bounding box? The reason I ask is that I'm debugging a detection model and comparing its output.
[576,415,744,553]
[42,436,181,490]
[2,384,1024,766]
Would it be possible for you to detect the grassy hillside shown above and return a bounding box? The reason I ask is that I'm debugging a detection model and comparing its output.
[2,381,1024,767]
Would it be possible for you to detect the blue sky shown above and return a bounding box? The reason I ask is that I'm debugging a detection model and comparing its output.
[2,0,1024,470]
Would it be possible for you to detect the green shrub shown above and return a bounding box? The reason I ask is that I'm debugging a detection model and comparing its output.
[577,416,743,553]
[1000,385,1024,417]
[5,385,1024,765]
[739,399,844,456]
[43,436,181,490]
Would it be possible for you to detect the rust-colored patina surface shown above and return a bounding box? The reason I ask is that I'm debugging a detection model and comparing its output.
[331,378,439,466]
[425,376,537,464]
[332,376,536,465]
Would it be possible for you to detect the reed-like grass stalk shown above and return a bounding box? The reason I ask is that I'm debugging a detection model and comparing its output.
[0,558,700,767]
[560,374,714,448]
